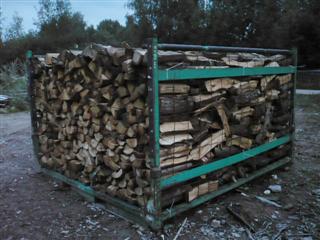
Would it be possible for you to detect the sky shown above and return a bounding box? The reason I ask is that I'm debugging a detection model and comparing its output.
[1,0,131,32]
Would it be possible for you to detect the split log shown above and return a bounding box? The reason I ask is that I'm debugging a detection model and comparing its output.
[276,74,292,85]
[159,84,190,94]
[215,146,241,159]
[160,95,194,115]
[187,180,219,202]
[160,121,193,133]
[192,91,226,105]
[215,104,231,137]
[188,130,226,161]
[232,106,255,121]
[162,163,194,177]
[227,135,253,149]
[205,78,239,92]
[160,133,193,146]
[222,55,265,68]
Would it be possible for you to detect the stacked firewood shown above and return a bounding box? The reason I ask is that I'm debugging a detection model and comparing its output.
[32,44,152,206]
[158,54,293,203]
[31,44,293,207]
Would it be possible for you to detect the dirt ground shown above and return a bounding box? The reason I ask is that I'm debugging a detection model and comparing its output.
[0,94,319,240]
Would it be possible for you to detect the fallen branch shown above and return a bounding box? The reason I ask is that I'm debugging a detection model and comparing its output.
[255,196,282,208]
[173,217,188,240]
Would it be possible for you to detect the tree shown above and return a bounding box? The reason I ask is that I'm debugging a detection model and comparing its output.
[127,0,155,43]
[5,12,24,40]
[123,15,140,46]
[0,0,77,64]
[127,0,320,67]
[36,0,87,50]
[0,0,319,67]
[55,0,71,18]
[128,0,209,44]
[36,0,55,27]
[38,12,87,50]
[36,0,71,27]
[96,19,126,45]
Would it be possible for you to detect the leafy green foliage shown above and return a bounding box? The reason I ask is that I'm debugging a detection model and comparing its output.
[0,60,29,112]
[95,20,126,45]
[36,0,82,49]
[38,12,87,49]
[128,0,320,67]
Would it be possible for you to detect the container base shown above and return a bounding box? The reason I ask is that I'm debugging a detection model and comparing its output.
[41,156,291,230]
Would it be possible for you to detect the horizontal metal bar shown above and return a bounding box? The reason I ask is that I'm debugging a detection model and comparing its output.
[158,66,296,81]
[158,43,291,54]
[42,169,145,218]
[43,168,94,194]
[160,135,291,189]
[161,157,291,221]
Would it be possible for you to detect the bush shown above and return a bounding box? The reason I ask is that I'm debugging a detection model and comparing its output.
[0,59,29,112]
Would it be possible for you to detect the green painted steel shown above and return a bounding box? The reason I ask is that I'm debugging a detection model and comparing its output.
[41,168,152,228]
[43,168,95,195]
[26,50,41,167]
[26,50,33,59]
[158,43,291,54]
[158,66,296,81]
[290,48,298,160]
[152,38,161,167]
[161,157,291,220]
[160,135,291,189]
[149,38,162,229]
[42,168,141,213]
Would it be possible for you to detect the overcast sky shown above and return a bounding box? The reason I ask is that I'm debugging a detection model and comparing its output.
[1,0,131,32]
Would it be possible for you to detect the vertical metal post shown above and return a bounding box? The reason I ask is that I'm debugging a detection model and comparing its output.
[147,38,162,229]
[290,48,298,160]
[26,50,41,165]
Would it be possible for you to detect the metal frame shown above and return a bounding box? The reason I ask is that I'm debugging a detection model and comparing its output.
[26,50,41,169]
[290,48,298,159]
[158,67,296,81]
[160,135,291,189]
[27,39,297,230]
[148,38,297,229]
[146,38,162,229]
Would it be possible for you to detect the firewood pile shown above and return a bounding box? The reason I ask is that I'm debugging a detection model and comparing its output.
[30,43,293,207]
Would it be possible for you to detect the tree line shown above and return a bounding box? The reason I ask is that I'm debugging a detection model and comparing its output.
[0,0,319,67]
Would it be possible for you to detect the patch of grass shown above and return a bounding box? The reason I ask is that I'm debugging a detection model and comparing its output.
[0,59,29,113]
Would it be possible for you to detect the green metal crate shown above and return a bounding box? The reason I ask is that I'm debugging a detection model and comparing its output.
[27,39,297,230]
